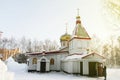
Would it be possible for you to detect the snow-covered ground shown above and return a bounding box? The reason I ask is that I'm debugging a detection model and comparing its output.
[6,57,120,80]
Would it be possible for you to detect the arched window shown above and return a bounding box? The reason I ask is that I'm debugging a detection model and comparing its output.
[32,58,37,64]
[50,58,54,65]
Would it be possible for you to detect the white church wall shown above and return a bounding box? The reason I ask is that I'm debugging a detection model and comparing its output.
[68,61,73,73]
[28,57,34,70]
[28,52,68,72]
[47,54,57,71]
[69,40,73,53]
[62,61,66,72]
[28,56,39,71]
[61,61,63,70]
[57,53,68,71]
[46,62,50,71]
[62,61,73,73]
[32,64,37,70]
[73,61,78,73]
[67,60,80,74]
[47,53,68,71]
[56,55,61,71]
[37,60,40,71]
[69,39,89,54]
[83,60,89,75]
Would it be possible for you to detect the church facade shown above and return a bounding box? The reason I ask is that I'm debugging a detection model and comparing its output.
[27,12,105,76]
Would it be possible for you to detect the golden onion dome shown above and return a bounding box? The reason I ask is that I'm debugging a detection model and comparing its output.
[60,33,71,41]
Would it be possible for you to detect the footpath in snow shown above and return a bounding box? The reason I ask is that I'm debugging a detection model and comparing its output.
[6,57,120,80]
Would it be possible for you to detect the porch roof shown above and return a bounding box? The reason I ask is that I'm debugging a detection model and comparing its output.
[82,53,105,59]
[62,53,105,61]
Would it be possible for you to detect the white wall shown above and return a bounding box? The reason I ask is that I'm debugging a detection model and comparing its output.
[49,53,67,71]
[62,60,80,74]
[63,61,73,73]
[28,52,68,71]
[37,60,40,71]
[83,60,88,75]
[73,61,80,73]
[69,39,90,55]
[46,62,50,71]
[47,54,57,71]
[28,57,37,70]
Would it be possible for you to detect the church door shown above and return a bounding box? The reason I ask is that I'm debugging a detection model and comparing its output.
[80,62,83,75]
[89,62,97,76]
[40,59,46,72]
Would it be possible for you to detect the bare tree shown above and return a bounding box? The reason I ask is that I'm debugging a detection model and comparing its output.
[89,35,102,53]
[0,38,9,48]
[26,39,32,52]
[32,40,43,52]
[117,36,120,48]
[102,44,111,66]
[102,35,120,67]
[102,0,120,29]
[0,37,18,49]
[43,39,59,52]
[19,37,28,53]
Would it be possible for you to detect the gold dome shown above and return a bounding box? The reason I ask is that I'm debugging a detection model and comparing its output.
[60,33,71,41]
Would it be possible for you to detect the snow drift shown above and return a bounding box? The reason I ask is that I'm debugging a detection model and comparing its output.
[0,59,14,80]
[6,57,27,73]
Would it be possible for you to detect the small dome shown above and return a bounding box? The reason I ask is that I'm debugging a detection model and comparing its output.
[60,33,71,41]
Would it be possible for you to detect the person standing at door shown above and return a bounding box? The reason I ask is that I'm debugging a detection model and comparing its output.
[103,66,107,80]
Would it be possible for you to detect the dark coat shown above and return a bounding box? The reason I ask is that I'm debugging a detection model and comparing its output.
[103,66,107,76]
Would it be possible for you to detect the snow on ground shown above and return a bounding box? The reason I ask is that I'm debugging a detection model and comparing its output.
[6,57,27,73]
[6,57,120,80]
[0,59,14,80]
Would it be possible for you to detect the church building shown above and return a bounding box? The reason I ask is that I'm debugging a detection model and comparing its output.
[27,11,105,77]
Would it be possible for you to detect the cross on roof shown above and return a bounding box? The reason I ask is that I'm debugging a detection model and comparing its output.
[77,8,79,16]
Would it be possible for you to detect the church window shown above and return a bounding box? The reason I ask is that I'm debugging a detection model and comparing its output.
[50,58,54,65]
[32,58,37,64]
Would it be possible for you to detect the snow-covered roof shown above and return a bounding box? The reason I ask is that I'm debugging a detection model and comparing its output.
[82,53,105,59]
[27,51,68,55]
[63,54,86,61]
[63,53,105,61]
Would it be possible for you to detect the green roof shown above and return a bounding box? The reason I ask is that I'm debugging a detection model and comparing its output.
[73,24,90,39]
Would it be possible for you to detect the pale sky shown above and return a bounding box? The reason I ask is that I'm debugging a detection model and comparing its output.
[0,0,114,42]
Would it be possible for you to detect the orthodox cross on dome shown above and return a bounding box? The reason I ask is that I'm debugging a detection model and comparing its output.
[77,8,79,16]
[65,23,68,34]
[76,8,80,18]
[76,8,81,24]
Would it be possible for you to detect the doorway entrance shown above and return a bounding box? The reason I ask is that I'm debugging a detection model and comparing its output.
[40,59,46,72]
[89,62,97,76]
[80,62,83,75]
